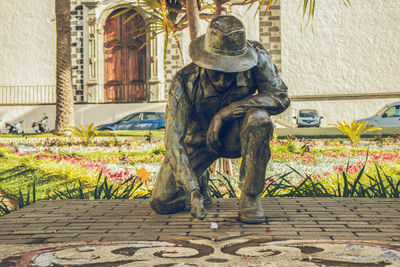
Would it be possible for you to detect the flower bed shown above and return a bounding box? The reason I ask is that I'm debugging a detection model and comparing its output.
[11,144,164,184]
[0,136,399,204]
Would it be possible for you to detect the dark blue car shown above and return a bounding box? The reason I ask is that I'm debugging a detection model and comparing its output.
[97,112,165,131]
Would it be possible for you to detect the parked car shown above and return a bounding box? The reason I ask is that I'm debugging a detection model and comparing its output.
[293,109,323,127]
[357,101,400,127]
[97,112,165,131]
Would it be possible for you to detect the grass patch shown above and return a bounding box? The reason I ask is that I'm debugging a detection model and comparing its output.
[97,130,165,137]
[0,132,56,138]
[209,157,400,199]
[0,148,80,200]
[0,155,66,200]
[0,130,165,139]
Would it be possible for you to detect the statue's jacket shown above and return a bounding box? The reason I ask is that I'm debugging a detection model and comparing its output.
[163,40,291,193]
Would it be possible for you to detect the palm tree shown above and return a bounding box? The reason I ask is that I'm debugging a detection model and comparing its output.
[54,0,74,135]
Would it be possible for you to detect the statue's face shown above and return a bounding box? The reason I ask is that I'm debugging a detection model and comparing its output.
[206,69,237,90]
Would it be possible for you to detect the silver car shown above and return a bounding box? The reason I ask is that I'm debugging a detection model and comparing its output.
[357,101,400,127]
[293,109,323,127]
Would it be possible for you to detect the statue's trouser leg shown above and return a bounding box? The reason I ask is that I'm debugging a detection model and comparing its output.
[149,158,189,214]
[239,108,273,194]
[150,148,216,214]
[238,108,273,223]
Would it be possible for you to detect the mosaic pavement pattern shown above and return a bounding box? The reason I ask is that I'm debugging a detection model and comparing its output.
[0,198,399,266]
[1,236,400,266]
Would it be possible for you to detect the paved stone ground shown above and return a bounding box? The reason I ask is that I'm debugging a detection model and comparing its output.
[0,198,399,244]
[1,198,400,266]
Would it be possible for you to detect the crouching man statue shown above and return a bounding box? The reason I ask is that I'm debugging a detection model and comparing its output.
[150,15,290,223]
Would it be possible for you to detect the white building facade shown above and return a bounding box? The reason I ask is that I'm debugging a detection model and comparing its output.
[281,0,400,126]
[0,0,399,131]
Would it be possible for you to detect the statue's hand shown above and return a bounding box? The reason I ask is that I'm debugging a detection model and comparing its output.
[190,190,207,220]
[207,107,247,154]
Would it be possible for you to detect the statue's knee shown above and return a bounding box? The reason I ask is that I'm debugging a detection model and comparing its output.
[244,109,273,131]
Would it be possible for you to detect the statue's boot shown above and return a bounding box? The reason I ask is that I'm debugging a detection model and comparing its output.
[190,190,207,220]
[239,193,265,224]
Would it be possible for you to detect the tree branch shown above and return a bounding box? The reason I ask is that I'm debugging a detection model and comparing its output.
[174,23,189,31]
[199,13,216,19]
[228,0,257,7]
[167,6,187,13]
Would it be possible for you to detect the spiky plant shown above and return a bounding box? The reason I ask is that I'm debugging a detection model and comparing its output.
[333,120,381,145]
[67,123,98,146]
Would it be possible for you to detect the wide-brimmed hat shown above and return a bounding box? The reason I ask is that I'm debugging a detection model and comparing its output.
[189,15,257,73]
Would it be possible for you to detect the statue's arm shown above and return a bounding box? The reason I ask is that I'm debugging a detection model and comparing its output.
[242,42,290,115]
[164,77,200,194]
[218,42,290,121]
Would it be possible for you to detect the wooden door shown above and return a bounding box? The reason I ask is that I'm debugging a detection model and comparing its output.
[104,8,146,102]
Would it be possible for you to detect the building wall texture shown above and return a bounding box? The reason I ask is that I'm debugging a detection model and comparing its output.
[0,0,56,86]
[281,0,400,125]
[0,0,85,102]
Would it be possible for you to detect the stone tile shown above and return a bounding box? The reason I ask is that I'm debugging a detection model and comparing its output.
[0,198,398,244]
[0,234,33,240]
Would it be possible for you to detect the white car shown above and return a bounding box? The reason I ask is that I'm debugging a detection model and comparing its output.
[357,101,400,127]
[293,109,323,127]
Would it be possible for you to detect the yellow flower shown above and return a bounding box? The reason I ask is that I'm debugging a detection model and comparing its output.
[136,167,150,182]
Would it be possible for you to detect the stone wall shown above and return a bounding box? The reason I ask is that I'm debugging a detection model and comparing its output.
[258,0,281,72]
[70,0,85,103]
[164,33,184,95]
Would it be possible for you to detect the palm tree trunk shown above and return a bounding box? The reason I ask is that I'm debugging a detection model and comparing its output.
[55,0,74,135]
[186,0,200,40]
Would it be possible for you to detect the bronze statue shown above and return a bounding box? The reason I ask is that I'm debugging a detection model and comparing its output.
[150,15,290,223]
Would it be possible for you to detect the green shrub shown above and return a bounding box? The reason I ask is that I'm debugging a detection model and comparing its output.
[150,145,165,156]
[52,170,149,200]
